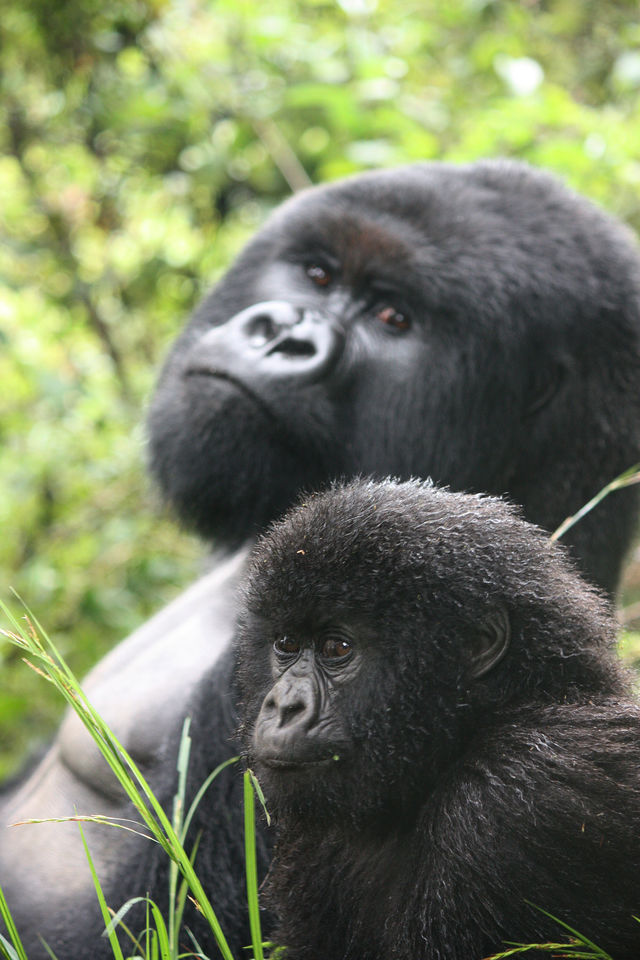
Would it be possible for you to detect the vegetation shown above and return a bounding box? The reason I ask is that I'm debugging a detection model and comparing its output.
[2,0,640,776]
[0,601,264,959]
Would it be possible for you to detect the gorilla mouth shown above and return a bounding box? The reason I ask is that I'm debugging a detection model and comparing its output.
[184,366,322,471]
[261,755,342,770]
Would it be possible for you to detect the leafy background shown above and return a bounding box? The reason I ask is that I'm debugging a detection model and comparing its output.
[2,0,640,776]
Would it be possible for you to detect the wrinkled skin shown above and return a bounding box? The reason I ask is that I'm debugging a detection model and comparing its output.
[2,160,640,956]
[238,479,640,960]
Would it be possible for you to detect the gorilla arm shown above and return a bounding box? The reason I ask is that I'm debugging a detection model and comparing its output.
[0,549,248,956]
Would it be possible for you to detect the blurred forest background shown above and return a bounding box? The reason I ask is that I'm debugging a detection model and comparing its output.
[2,0,640,776]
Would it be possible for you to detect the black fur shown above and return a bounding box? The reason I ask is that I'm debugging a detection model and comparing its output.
[149,159,640,594]
[238,479,640,960]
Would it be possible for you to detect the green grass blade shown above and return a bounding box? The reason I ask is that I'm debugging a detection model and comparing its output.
[244,770,264,960]
[170,717,192,951]
[147,901,172,960]
[173,833,202,949]
[524,902,612,957]
[104,896,148,936]
[485,947,603,958]
[39,942,61,960]
[552,463,640,542]
[182,928,208,958]
[248,769,270,827]
[13,814,156,842]
[0,939,19,960]
[0,599,236,960]
[0,885,27,960]
[484,902,615,959]
[0,600,172,854]
[77,823,125,960]
[180,755,240,846]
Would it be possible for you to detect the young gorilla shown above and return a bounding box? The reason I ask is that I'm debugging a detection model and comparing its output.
[238,479,640,960]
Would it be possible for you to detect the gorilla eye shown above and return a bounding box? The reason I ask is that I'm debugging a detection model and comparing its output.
[321,636,352,660]
[306,264,332,287]
[274,635,300,657]
[378,306,410,332]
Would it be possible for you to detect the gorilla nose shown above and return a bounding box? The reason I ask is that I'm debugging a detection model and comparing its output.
[243,302,304,346]
[185,301,345,385]
[254,670,322,759]
[263,672,318,731]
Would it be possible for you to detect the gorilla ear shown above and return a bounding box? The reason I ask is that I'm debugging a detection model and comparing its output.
[468,607,511,679]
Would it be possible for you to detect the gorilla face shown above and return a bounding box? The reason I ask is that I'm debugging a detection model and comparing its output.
[236,477,618,824]
[148,161,640,591]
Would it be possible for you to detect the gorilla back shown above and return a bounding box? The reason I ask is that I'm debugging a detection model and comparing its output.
[2,161,640,957]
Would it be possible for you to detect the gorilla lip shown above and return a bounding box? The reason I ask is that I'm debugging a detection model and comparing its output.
[184,366,320,465]
[260,755,341,770]
[185,367,276,423]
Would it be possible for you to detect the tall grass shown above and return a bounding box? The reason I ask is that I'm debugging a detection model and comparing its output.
[0,599,266,960]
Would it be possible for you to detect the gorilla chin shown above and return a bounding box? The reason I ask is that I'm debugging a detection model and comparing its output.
[148,369,330,543]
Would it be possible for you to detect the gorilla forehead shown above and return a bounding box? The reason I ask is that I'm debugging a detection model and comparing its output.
[243,479,617,675]
[245,479,568,622]
[300,159,629,250]
[255,158,638,332]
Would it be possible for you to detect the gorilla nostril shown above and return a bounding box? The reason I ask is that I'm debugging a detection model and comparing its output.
[268,337,316,359]
[262,691,277,714]
[278,698,308,727]
[247,313,276,347]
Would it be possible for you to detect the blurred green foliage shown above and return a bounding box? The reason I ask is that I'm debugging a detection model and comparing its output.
[1,0,640,775]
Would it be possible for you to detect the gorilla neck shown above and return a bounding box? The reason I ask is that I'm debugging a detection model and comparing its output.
[266,822,411,960]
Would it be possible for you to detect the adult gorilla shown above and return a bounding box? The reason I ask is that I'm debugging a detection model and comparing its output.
[1,160,640,957]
